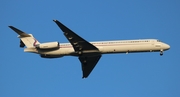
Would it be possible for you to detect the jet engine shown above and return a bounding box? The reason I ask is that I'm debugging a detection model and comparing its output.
[35,42,60,50]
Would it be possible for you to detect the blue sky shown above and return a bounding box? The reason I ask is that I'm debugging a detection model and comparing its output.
[1,0,180,97]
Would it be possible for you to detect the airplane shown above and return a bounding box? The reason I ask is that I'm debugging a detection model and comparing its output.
[9,20,170,78]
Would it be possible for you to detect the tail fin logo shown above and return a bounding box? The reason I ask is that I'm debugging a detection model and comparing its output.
[33,39,38,46]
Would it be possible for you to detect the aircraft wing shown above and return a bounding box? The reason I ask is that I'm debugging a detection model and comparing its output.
[53,20,99,52]
[53,20,101,78]
[79,55,101,78]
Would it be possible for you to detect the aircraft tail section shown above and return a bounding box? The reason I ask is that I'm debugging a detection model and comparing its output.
[9,26,40,48]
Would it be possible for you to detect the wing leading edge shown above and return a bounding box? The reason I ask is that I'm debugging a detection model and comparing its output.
[53,20,102,78]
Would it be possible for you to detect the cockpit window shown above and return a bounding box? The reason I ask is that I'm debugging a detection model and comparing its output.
[157,40,161,42]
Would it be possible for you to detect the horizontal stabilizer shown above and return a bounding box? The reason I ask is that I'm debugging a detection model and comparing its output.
[9,26,31,37]
[9,26,40,48]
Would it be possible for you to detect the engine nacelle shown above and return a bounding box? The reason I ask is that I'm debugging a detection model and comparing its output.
[36,42,60,50]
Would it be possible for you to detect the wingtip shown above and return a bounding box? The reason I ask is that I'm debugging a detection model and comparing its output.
[8,26,13,28]
[82,76,87,79]
[53,19,58,22]
[8,26,16,30]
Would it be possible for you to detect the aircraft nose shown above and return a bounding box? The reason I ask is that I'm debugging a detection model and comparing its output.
[164,43,170,50]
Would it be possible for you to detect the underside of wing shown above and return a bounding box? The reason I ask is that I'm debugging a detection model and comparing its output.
[53,20,99,53]
[79,55,101,78]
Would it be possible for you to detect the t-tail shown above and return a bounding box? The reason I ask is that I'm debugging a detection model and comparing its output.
[9,26,40,53]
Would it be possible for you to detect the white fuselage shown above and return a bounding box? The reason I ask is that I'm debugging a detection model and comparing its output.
[25,39,170,57]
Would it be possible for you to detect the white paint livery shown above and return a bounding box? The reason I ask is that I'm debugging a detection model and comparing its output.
[9,20,170,78]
